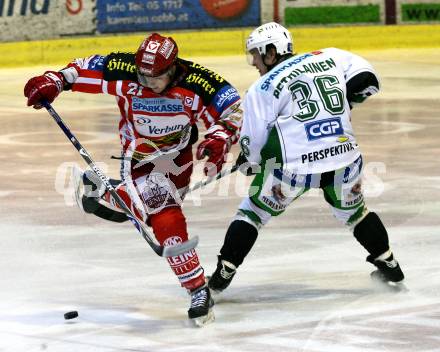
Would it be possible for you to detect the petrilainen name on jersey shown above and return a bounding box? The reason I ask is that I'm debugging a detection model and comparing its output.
[274,58,336,98]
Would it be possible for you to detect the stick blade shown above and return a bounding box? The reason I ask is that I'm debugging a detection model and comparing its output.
[162,236,199,257]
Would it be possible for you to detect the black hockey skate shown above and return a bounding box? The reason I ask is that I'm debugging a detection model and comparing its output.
[367,253,407,292]
[208,257,237,294]
[188,285,214,327]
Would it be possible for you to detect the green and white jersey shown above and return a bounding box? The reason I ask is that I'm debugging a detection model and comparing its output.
[240,47,379,174]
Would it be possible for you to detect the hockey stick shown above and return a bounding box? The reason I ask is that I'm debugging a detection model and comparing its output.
[43,102,198,258]
[110,148,240,194]
[187,164,238,193]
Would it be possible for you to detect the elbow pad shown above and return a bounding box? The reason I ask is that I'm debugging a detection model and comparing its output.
[346,71,379,106]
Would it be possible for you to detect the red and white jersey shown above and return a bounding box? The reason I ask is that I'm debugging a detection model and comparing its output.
[60,53,241,159]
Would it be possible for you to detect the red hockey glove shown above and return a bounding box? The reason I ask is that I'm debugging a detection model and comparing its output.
[24,71,64,109]
[196,130,231,177]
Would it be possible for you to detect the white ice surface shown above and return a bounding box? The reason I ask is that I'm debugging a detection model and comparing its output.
[1,222,439,352]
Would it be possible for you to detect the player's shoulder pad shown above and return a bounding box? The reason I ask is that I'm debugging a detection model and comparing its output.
[178,58,239,107]
[103,52,137,81]
[321,47,349,57]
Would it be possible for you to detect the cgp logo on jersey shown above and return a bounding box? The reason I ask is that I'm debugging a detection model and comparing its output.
[305,117,344,141]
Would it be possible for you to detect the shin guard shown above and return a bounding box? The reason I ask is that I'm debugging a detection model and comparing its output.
[150,208,205,291]
[353,212,390,258]
[219,220,259,267]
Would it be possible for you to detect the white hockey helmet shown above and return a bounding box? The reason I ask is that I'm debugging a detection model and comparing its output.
[246,22,293,57]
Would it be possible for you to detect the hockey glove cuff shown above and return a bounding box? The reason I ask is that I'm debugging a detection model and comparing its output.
[196,128,232,177]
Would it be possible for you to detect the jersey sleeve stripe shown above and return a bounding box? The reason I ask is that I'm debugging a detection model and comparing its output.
[201,110,215,127]
[75,77,102,85]
[102,80,108,94]
[77,70,103,79]
[116,81,123,96]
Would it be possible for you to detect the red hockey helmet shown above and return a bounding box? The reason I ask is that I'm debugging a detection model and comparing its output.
[135,33,178,77]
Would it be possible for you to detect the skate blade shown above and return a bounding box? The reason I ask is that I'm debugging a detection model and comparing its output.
[371,271,409,293]
[206,277,225,303]
[209,289,224,303]
[190,309,215,327]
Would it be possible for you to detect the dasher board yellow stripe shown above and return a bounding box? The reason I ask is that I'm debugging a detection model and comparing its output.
[1,24,439,68]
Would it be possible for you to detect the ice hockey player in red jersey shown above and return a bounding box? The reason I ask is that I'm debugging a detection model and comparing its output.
[24,33,242,326]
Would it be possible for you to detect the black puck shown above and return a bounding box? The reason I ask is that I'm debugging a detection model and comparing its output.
[64,311,78,320]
